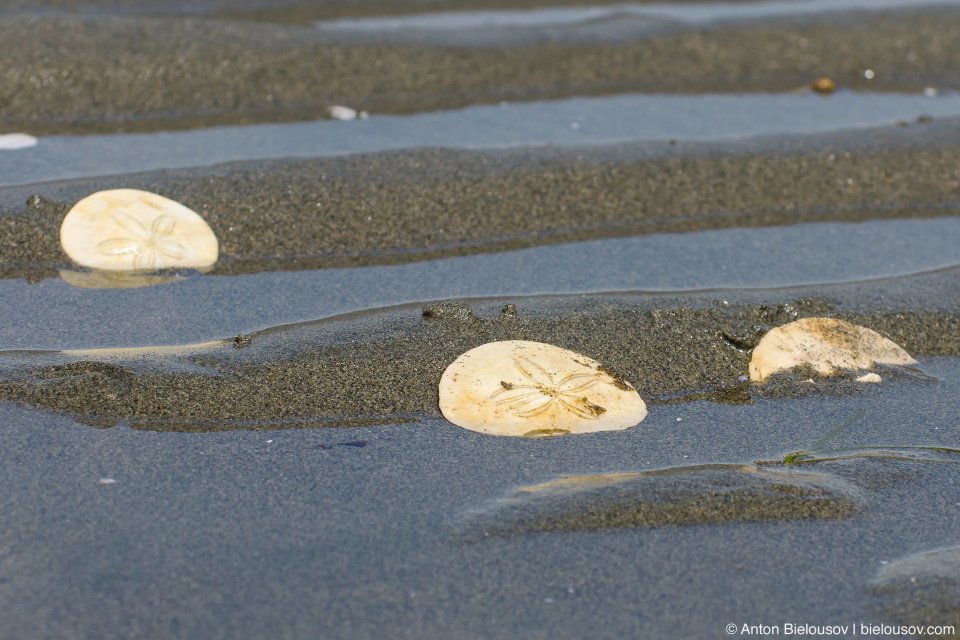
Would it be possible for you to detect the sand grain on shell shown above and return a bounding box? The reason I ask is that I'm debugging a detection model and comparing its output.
[749,318,917,382]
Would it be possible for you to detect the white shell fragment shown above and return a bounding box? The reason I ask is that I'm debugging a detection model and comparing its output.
[749,318,917,382]
[328,105,358,120]
[328,105,369,121]
[439,340,647,437]
[0,133,38,150]
[60,189,219,271]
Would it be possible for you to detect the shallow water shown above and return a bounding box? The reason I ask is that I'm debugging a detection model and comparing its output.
[2,216,960,350]
[1,355,958,638]
[313,0,960,43]
[2,91,957,187]
[2,1,959,638]
[317,0,960,30]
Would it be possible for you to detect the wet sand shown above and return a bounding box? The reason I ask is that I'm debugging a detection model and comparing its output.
[2,1,960,638]
[452,464,865,536]
[2,361,959,639]
[873,547,960,638]
[3,124,960,281]
[0,274,957,431]
[1,9,959,134]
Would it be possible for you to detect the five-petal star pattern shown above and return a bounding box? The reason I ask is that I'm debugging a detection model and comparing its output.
[96,211,186,270]
[490,356,605,420]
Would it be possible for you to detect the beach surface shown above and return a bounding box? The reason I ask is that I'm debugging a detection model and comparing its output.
[1,1,959,638]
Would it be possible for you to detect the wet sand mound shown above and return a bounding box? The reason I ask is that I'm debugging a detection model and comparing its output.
[0,294,956,432]
[453,463,863,537]
[4,139,960,283]
[872,546,960,638]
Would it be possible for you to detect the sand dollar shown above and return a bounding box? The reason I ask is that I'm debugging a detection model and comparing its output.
[749,317,917,382]
[60,189,218,271]
[439,340,647,437]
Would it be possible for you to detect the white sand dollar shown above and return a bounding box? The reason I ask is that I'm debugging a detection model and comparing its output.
[749,318,917,382]
[60,189,218,271]
[439,340,647,437]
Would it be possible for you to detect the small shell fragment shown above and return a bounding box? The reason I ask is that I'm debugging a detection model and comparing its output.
[439,340,647,437]
[60,189,218,271]
[328,105,359,121]
[0,133,38,150]
[749,318,917,382]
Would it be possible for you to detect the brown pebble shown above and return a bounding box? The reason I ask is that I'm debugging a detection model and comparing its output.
[811,77,837,94]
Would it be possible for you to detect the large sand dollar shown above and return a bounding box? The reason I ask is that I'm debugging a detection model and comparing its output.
[439,340,647,437]
[60,189,218,271]
[749,318,917,382]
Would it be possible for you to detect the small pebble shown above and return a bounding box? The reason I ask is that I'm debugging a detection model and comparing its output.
[810,77,837,94]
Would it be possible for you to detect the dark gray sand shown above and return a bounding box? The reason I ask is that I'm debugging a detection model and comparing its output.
[2,9,959,134]
[2,227,958,638]
[453,464,864,537]
[4,137,960,281]
[2,3,960,638]
[1,358,959,639]
[872,547,960,638]
[1,279,957,431]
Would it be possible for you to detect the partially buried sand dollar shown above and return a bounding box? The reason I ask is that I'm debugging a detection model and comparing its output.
[749,317,917,382]
[60,189,218,271]
[439,340,647,437]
